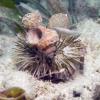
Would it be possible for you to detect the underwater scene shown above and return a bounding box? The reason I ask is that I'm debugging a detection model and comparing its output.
[0,0,100,100]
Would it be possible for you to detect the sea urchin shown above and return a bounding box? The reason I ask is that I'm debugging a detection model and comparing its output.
[14,13,85,82]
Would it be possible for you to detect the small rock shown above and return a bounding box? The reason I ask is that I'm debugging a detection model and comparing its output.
[73,90,81,97]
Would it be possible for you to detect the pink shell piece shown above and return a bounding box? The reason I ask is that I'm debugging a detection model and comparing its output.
[38,26,59,49]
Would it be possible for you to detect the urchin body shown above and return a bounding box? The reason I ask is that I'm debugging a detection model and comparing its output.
[15,13,85,82]
[15,33,85,82]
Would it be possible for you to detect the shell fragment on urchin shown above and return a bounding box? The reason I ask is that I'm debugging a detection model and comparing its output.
[48,13,70,29]
[22,12,42,29]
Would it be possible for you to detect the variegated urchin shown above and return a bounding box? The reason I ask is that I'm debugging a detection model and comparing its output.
[15,13,85,83]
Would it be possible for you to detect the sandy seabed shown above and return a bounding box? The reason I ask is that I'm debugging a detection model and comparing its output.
[0,19,100,100]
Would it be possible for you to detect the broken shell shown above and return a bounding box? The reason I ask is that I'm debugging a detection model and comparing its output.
[22,12,42,29]
[25,26,59,49]
[48,13,70,28]
[37,26,59,49]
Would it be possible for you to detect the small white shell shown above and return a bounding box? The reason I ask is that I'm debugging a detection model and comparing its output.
[22,12,42,29]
